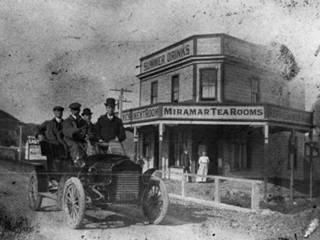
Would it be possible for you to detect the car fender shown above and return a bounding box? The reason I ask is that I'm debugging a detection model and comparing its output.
[142,168,156,184]
[34,164,48,192]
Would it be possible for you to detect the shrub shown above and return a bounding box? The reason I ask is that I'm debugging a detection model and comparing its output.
[0,206,33,239]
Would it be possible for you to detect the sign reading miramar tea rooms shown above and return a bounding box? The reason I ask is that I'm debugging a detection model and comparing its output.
[122,105,265,123]
[162,106,264,120]
[123,104,311,129]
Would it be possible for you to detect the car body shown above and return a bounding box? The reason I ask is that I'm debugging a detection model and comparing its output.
[28,139,169,229]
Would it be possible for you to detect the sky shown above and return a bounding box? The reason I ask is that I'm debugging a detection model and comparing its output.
[0,0,320,124]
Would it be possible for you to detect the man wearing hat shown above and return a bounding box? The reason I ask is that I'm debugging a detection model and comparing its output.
[35,106,65,174]
[82,108,97,142]
[96,98,126,144]
[62,102,87,167]
[82,108,100,155]
[180,148,191,182]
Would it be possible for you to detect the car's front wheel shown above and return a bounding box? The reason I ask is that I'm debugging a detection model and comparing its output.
[62,177,85,229]
[142,176,169,225]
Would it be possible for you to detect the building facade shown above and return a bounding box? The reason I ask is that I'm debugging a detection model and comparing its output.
[122,34,314,181]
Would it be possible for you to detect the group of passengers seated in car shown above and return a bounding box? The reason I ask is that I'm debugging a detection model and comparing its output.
[35,98,126,170]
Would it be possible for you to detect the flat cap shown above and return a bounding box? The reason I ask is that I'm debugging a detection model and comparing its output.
[53,106,64,111]
[69,102,81,110]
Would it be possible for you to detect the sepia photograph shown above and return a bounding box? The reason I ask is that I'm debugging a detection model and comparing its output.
[1,0,320,239]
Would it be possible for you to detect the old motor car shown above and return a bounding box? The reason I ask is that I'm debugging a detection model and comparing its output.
[27,139,169,229]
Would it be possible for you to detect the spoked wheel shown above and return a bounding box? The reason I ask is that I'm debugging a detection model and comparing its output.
[142,176,169,225]
[62,177,85,229]
[28,171,43,211]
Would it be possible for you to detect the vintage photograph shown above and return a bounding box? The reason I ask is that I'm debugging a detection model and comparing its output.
[1,0,320,239]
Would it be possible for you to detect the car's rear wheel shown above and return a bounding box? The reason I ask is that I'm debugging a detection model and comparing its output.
[28,171,43,211]
[62,177,85,229]
[142,176,169,225]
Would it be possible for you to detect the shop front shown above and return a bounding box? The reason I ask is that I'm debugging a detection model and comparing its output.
[122,103,312,180]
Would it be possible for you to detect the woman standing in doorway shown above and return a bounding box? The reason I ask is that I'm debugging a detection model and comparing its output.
[196,151,210,182]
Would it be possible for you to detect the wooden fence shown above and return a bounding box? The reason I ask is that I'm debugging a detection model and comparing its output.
[0,146,21,161]
[156,170,262,210]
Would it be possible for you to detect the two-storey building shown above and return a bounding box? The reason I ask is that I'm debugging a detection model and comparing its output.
[122,34,313,181]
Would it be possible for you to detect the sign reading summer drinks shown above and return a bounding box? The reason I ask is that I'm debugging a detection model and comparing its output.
[162,106,265,120]
[141,40,193,73]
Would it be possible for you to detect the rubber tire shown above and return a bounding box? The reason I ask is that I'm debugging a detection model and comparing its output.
[28,171,43,211]
[142,176,169,225]
[62,177,86,229]
[56,175,67,211]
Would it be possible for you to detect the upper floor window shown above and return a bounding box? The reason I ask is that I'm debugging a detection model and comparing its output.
[151,81,158,104]
[171,75,179,102]
[251,78,259,103]
[200,68,217,100]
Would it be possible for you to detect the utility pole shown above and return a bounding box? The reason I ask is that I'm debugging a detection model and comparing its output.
[110,88,132,119]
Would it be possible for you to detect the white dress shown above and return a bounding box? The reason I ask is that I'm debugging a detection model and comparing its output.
[196,156,209,182]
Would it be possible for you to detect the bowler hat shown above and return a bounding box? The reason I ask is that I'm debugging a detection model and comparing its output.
[69,102,81,110]
[53,106,64,111]
[104,98,116,108]
[82,108,93,116]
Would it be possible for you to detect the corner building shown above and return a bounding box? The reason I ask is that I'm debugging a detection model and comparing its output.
[122,34,313,181]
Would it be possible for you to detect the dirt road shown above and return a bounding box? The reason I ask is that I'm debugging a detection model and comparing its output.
[26,197,258,240]
[1,160,320,240]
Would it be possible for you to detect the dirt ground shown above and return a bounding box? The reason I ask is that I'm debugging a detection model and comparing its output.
[1,159,320,240]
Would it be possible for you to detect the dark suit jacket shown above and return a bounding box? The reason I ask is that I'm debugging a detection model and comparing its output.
[35,118,63,145]
[86,121,98,141]
[62,115,87,145]
[95,114,126,142]
[181,152,190,169]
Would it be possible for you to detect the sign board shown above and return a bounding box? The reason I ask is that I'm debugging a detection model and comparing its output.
[122,104,312,127]
[0,147,17,161]
[265,105,311,126]
[122,106,160,123]
[141,40,194,73]
[162,106,265,120]
[25,136,46,160]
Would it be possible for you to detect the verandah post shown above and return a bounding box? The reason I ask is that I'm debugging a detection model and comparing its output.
[309,131,313,200]
[289,129,296,202]
[181,172,186,197]
[159,123,164,179]
[214,177,220,203]
[263,124,269,200]
[251,182,260,210]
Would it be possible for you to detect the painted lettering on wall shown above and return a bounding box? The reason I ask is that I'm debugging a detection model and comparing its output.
[25,136,46,160]
[122,107,159,123]
[163,106,265,120]
[0,147,16,160]
[167,44,190,62]
[266,107,311,124]
[143,43,191,72]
